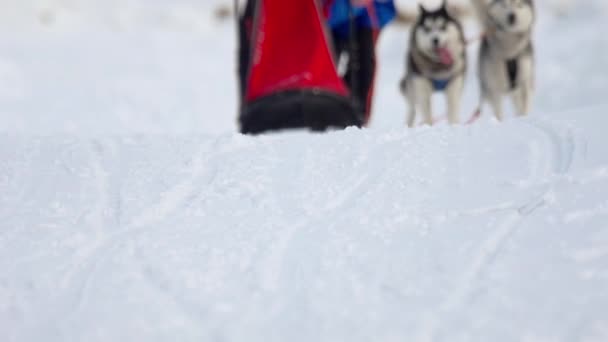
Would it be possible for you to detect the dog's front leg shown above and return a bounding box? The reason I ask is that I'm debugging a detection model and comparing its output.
[402,78,417,128]
[486,93,504,121]
[512,87,528,117]
[524,83,534,115]
[407,104,417,128]
[421,94,433,126]
[513,57,534,116]
[413,78,433,126]
[446,75,464,125]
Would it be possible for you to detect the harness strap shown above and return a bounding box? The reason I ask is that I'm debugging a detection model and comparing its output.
[431,78,451,92]
[409,53,456,92]
[506,58,518,90]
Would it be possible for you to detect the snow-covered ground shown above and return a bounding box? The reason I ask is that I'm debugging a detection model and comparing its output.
[1,1,607,341]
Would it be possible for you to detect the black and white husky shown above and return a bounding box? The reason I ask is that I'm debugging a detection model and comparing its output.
[400,1,467,127]
[471,0,536,121]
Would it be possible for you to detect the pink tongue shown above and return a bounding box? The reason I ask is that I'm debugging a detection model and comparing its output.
[436,47,454,66]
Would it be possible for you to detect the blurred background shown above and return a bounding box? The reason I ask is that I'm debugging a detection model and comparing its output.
[0,0,606,134]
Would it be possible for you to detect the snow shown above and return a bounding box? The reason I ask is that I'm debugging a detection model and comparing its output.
[1,1,608,341]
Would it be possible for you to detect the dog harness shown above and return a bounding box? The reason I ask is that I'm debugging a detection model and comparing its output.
[504,40,534,91]
[409,54,459,93]
[431,78,451,91]
[505,58,518,90]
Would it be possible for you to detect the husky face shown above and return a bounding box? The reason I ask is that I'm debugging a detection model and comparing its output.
[414,4,462,61]
[488,0,535,33]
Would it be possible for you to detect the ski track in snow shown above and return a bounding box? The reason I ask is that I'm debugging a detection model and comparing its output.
[260,137,387,294]
[61,140,228,318]
[2,116,594,342]
[60,140,111,313]
[416,118,577,341]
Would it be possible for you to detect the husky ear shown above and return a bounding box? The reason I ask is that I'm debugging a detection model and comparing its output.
[439,0,448,13]
[438,0,452,17]
[418,4,428,15]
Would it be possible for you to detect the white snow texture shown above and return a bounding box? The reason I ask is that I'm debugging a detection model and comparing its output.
[1,0,607,341]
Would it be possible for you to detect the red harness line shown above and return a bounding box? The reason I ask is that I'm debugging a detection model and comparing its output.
[465,108,482,125]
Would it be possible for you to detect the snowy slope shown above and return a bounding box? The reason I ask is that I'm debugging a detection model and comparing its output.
[2,111,608,341]
[1,1,608,341]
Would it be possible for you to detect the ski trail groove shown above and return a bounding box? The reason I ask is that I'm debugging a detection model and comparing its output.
[417,119,576,342]
[60,140,109,292]
[260,170,368,293]
[66,142,218,317]
[259,139,389,294]
[526,118,576,174]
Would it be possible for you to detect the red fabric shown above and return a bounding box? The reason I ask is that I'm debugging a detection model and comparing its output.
[323,0,335,18]
[246,0,349,102]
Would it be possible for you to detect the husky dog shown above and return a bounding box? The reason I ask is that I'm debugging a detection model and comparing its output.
[400,1,467,127]
[471,0,535,121]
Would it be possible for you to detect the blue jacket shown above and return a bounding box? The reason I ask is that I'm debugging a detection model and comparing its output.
[326,0,396,37]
